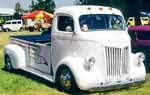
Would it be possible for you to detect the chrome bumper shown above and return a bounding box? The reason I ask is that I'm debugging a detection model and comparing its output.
[89,80,145,92]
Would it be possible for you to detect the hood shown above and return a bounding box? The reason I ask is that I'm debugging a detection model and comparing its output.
[79,31,130,48]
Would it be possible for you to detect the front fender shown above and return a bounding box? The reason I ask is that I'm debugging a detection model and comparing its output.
[55,56,104,90]
[4,44,26,69]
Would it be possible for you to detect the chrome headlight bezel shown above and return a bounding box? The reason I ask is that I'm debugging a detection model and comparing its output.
[84,57,96,71]
[136,52,145,65]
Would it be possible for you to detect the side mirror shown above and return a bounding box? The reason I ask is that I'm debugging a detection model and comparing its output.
[65,26,72,32]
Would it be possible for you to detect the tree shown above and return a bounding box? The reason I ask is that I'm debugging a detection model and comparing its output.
[79,0,150,18]
[14,2,22,19]
[30,0,55,13]
[15,2,22,14]
[79,0,127,15]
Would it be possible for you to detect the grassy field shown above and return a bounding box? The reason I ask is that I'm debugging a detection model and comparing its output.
[0,31,150,95]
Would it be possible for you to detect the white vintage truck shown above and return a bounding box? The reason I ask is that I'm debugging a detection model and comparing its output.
[4,6,146,92]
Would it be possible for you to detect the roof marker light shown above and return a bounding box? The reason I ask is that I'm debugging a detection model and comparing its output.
[87,7,91,10]
[99,7,103,10]
[109,7,112,10]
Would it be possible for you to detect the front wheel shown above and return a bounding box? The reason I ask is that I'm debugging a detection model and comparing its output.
[56,66,78,92]
[4,55,13,72]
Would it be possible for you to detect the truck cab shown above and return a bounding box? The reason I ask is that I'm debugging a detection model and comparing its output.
[4,6,146,92]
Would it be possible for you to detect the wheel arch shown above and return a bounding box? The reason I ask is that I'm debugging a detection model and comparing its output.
[55,64,76,83]
[4,28,10,32]
[54,57,87,90]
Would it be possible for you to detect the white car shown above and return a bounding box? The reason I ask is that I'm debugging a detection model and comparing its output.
[2,20,23,31]
[4,6,146,92]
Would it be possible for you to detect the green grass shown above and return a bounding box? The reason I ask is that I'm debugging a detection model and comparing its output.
[0,31,150,95]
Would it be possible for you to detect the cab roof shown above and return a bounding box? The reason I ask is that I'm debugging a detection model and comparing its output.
[55,5,123,17]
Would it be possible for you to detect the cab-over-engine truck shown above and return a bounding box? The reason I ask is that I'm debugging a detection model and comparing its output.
[4,6,146,92]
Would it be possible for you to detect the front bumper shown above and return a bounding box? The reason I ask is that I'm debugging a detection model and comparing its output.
[89,79,145,92]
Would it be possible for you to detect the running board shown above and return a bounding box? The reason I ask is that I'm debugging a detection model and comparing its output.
[20,67,54,83]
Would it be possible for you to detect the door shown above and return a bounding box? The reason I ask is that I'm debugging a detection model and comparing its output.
[11,21,22,31]
[51,15,75,66]
[11,21,18,31]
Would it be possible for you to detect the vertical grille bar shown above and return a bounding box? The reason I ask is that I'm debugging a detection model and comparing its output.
[119,48,121,76]
[122,47,129,74]
[106,47,109,76]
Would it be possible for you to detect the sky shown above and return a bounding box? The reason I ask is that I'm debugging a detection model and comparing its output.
[0,0,74,10]
[55,0,74,8]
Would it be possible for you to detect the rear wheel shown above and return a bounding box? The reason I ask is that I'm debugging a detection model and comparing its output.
[4,55,13,72]
[5,28,9,32]
[56,66,78,92]
[20,27,24,31]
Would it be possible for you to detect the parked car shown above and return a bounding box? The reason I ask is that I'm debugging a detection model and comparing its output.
[127,17,149,27]
[128,25,150,47]
[2,20,23,32]
[4,6,146,92]
[24,19,52,32]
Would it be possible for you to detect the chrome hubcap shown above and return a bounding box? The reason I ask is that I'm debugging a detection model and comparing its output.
[60,70,72,89]
[5,56,11,70]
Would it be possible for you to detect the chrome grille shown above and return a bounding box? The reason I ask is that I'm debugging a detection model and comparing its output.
[105,46,129,77]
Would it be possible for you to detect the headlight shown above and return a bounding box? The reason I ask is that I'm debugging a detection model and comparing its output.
[84,57,96,71]
[136,52,145,65]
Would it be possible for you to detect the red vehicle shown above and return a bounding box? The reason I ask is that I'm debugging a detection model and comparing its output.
[128,25,150,46]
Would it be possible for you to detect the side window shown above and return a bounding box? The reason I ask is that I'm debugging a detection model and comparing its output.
[18,21,21,24]
[57,16,74,32]
[6,22,11,24]
[12,21,17,24]
[129,18,133,21]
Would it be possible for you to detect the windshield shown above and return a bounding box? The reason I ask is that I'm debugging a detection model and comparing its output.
[79,14,126,31]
